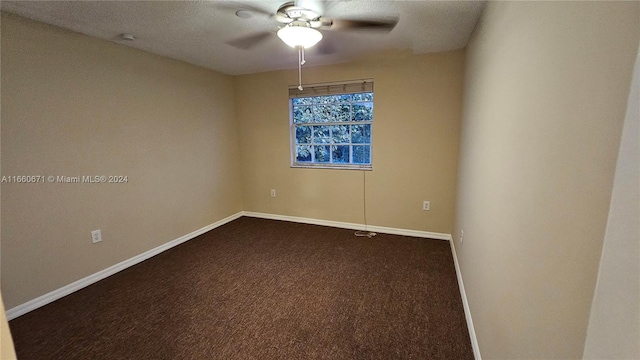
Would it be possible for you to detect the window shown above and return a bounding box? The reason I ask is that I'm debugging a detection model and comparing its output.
[290,80,374,170]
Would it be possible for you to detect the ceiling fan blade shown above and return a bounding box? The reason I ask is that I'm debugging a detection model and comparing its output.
[329,17,399,32]
[226,32,272,50]
[295,0,324,16]
[318,0,340,13]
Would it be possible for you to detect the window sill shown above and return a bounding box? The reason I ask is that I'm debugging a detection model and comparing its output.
[291,164,372,171]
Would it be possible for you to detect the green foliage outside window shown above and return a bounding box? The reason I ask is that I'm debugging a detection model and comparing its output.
[291,92,373,168]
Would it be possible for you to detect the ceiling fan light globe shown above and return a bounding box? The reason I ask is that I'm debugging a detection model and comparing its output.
[277,25,322,48]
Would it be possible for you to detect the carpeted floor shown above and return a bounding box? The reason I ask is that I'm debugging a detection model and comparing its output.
[9,217,474,359]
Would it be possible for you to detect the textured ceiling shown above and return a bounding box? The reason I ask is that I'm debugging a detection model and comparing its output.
[1,0,486,75]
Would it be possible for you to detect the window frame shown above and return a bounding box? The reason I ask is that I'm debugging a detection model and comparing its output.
[289,80,374,170]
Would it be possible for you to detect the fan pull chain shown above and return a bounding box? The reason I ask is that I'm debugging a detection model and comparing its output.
[297,46,306,91]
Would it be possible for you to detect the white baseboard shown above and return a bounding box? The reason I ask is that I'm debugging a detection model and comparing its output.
[449,238,482,360]
[6,212,243,320]
[242,211,452,240]
[6,211,452,321]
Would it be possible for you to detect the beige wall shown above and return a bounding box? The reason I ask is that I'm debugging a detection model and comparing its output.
[583,46,640,360]
[235,51,464,234]
[1,13,243,309]
[453,2,639,359]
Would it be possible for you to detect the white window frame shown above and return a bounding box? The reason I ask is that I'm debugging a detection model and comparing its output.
[289,79,374,170]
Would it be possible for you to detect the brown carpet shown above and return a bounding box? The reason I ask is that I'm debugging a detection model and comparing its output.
[9,217,474,360]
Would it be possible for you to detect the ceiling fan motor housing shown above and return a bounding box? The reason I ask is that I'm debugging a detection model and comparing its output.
[276,2,321,23]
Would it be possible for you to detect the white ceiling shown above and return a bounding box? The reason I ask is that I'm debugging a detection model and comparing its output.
[1,0,486,75]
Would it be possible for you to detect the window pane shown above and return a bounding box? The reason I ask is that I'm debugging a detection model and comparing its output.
[351,124,371,143]
[317,95,343,104]
[313,126,331,143]
[314,105,333,122]
[314,145,330,162]
[316,96,332,104]
[295,126,312,144]
[352,102,373,121]
[296,145,312,162]
[335,104,351,122]
[331,125,350,144]
[353,145,371,164]
[293,106,313,123]
[353,92,373,102]
[293,97,314,105]
[337,94,352,103]
[331,145,350,163]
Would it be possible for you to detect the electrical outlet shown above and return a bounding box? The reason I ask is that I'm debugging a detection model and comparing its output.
[270,189,276,197]
[460,229,464,244]
[422,200,430,211]
[91,229,102,244]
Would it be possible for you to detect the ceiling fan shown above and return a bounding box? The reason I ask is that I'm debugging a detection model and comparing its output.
[224,0,397,90]
[225,0,399,51]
